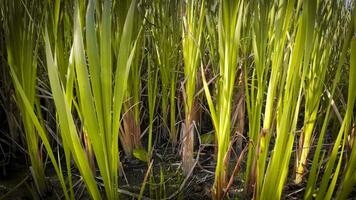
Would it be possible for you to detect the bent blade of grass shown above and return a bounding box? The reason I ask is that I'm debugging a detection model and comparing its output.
[8,53,70,200]
[44,29,102,200]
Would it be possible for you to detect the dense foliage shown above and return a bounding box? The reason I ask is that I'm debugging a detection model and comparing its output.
[0,0,355,199]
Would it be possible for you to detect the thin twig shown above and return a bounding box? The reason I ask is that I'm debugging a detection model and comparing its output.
[138,160,154,200]
[223,144,249,199]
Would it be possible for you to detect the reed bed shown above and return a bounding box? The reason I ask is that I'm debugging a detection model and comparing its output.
[0,0,355,199]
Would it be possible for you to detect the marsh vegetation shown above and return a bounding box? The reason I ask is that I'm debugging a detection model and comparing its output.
[0,0,355,199]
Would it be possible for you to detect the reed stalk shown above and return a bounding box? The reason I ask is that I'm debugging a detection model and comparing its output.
[181,0,205,175]
[260,1,316,199]
[244,0,272,190]
[255,0,294,192]
[201,0,244,198]
[295,0,334,184]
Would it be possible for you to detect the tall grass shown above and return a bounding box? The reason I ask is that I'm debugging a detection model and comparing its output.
[295,0,334,184]
[2,1,70,197]
[181,0,205,175]
[121,16,144,159]
[1,0,356,199]
[254,0,295,196]
[260,1,316,199]
[147,40,159,156]
[151,0,181,145]
[8,40,70,200]
[308,8,355,200]
[337,14,356,198]
[2,0,46,195]
[304,3,355,199]
[201,0,244,198]
[244,0,272,189]
[44,0,140,198]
